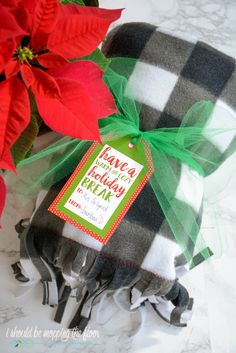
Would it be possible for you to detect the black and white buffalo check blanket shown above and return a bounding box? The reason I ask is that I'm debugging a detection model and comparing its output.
[12,23,236,332]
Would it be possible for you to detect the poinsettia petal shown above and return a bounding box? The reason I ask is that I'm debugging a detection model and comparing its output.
[0,149,16,172]
[48,60,98,79]
[31,32,50,52]
[11,6,30,32]
[58,4,122,19]
[47,8,122,58]
[0,39,16,72]
[31,0,59,34]
[49,60,117,117]
[23,0,38,14]
[57,3,78,18]
[0,0,20,9]
[0,176,7,227]
[18,0,38,31]
[29,67,61,98]
[35,78,102,141]
[0,4,27,42]
[0,77,30,171]
[37,53,69,69]
[20,65,34,88]
[30,0,59,50]
[4,60,20,79]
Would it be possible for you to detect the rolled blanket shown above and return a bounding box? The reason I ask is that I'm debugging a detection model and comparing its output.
[12,22,236,332]
[103,22,236,175]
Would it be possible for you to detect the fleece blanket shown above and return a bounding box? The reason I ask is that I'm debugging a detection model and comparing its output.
[12,22,236,332]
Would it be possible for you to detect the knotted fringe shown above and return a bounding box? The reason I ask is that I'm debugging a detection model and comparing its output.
[12,218,194,332]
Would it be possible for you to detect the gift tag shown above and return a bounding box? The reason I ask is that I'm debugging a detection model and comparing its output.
[49,136,153,244]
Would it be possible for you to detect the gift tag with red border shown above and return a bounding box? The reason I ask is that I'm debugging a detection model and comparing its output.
[49,136,153,244]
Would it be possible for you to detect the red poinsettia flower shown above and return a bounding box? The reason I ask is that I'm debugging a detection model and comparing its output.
[0,0,122,172]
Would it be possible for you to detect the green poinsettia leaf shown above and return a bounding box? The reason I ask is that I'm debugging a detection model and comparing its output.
[73,48,111,71]
[60,0,99,6]
[83,0,99,6]
[60,0,85,5]
[11,114,41,166]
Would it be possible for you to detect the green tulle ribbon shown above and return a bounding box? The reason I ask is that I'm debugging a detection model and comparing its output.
[15,58,236,268]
